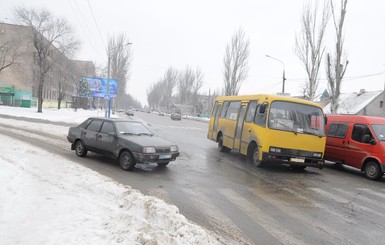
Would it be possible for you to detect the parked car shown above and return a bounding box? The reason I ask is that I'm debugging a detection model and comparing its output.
[158,112,165,116]
[170,108,182,120]
[67,117,180,170]
[126,110,134,116]
[324,114,385,180]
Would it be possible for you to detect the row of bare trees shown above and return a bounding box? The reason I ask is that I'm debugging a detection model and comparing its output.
[146,66,204,112]
[295,0,349,113]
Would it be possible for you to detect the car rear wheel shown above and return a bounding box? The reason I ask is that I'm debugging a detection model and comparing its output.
[75,140,87,157]
[157,162,169,167]
[364,161,383,180]
[218,135,231,153]
[119,151,136,171]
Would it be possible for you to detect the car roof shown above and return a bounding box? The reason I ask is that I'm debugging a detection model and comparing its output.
[87,117,141,123]
[326,114,385,124]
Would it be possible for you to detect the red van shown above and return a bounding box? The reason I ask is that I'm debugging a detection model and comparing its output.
[324,115,385,180]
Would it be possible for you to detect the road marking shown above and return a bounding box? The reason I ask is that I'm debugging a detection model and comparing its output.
[219,188,307,245]
[309,188,385,219]
[332,187,385,211]
[250,187,359,245]
[357,188,385,200]
[183,188,253,245]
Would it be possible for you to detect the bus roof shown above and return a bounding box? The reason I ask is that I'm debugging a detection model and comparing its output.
[214,94,323,108]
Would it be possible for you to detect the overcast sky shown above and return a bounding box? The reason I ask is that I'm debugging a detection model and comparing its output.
[1,0,385,105]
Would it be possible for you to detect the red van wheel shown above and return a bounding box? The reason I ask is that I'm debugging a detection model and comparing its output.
[364,161,383,180]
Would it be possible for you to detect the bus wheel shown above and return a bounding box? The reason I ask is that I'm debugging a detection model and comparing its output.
[364,161,383,180]
[251,146,263,167]
[218,135,231,153]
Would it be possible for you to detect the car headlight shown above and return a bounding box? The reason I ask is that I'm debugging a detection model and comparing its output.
[170,145,179,152]
[143,146,156,154]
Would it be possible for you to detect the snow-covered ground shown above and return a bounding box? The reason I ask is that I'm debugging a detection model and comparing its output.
[0,106,222,245]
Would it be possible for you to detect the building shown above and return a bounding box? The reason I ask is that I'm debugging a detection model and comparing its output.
[0,22,95,108]
[323,89,385,117]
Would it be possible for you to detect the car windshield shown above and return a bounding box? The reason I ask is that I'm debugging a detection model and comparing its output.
[115,121,153,136]
[371,124,385,141]
[268,101,325,136]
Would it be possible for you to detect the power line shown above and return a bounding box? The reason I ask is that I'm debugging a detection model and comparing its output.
[86,0,106,50]
[68,0,101,56]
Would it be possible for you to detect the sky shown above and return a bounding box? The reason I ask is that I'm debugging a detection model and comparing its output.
[0,105,223,244]
[1,0,385,106]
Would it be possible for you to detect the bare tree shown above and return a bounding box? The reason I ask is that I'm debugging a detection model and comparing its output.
[178,66,194,104]
[14,7,78,112]
[0,40,19,73]
[295,0,330,101]
[56,57,78,109]
[223,28,250,96]
[326,0,349,114]
[192,67,204,111]
[162,67,178,109]
[108,33,133,109]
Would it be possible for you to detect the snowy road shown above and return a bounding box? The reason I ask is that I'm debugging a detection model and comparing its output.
[2,108,385,244]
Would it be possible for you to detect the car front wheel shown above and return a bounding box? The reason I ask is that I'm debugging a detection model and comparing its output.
[364,161,383,180]
[75,140,87,157]
[119,151,136,171]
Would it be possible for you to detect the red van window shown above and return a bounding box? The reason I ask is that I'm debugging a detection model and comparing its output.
[328,123,348,138]
[352,124,373,143]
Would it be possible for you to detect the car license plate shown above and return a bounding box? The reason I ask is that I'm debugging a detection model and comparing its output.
[159,154,172,159]
[291,158,305,163]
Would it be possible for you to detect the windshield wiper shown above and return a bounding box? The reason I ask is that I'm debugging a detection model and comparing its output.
[121,132,139,136]
[274,120,297,135]
[137,133,153,136]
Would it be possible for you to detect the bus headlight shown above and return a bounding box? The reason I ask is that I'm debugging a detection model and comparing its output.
[313,152,322,158]
[270,147,282,153]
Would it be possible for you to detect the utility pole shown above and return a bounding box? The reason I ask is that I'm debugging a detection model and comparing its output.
[266,55,286,94]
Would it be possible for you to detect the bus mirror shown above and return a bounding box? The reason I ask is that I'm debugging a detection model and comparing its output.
[259,104,267,114]
[324,115,328,125]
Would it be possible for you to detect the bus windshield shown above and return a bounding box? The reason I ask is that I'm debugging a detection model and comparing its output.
[268,101,325,136]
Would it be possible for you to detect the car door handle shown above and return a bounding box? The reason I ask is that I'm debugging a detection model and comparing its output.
[81,131,86,135]
[97,134,102,139]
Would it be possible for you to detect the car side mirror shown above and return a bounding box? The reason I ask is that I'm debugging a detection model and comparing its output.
[363,134,376,145]
[370,139,376,145]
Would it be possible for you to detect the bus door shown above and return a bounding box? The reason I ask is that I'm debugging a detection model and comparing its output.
[234,103,248,150]
[210,102,222,139]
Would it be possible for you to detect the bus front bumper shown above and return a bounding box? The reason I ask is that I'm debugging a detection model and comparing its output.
[262,152,324,169]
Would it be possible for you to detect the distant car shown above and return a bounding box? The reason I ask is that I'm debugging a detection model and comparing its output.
[158,112,165,116]
[67,117,180,170]
[170,108,182,120]
[126,110,134,116]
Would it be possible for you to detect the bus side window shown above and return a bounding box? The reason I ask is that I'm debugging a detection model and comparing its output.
[221,101,230,118]
[245,100,258,123]
[254,104,267,127]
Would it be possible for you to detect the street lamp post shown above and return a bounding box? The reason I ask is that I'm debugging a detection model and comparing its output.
[105,42,132,118]
[265,55,286,94]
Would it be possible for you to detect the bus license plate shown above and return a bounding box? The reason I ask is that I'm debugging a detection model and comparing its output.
[291,158,305,163]
[159,154,172,159]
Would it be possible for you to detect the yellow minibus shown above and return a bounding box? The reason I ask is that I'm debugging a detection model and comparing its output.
[207,94,326,169]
